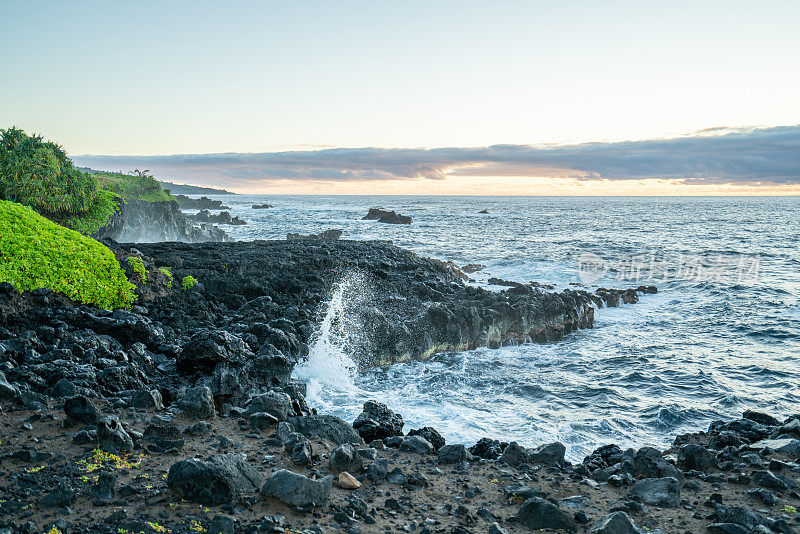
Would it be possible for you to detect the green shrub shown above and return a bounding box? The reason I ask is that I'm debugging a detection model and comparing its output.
[0,200,136,309]
[126,256,147,283]
[61,189,121,235]
[95,172,175,203]
[159,267,173,289]
[0,128,98,216]
[181,275,198,290]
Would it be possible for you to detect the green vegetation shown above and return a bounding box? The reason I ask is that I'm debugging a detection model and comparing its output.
[95,170,176,203]
[126,256,147,283]
[159,267,173,289]
[0,128,175,236]
[0,127,97,216]
[181,275,198,290]
[0,200,136,309]
[61,189,121,235]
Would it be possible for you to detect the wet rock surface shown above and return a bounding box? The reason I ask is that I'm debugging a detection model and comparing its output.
[94,199,231,243]
[191,209,247,225]
[174,194,230,210]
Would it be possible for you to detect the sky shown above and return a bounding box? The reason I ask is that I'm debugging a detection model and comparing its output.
[2,1,800,195]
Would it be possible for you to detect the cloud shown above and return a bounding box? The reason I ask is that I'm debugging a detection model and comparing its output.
[72,125,800,188]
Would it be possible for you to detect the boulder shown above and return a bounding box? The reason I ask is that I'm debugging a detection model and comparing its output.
[499,441,529,466]
[752,470,788,490]
[177,330,252,374]
[91,472,116,505]
[338,472,361,489]
[749,438,800,457]
[261,469,333,509]
[131,389,164,410]
[167,454,262,505]
[239,349,296,393]
[0,371,19,399]
[529,442,566,466]
[711,504,768,532]
[178,386,216,419]
[631,477,681,508]
[97,415,134,454]
[208,516,236,534]
[41,481,76,508]
[515,497,576,531]
[290,440,312,466]
[287,415,361,444]
[352,400,404,442]
[590,512,644,534]
[438,444,472,464]
[244,391,292,421]
[399,435,433,455]
[408,427,445,450]
[387,467,407,485]
[143,417,185,453]
[50,378,77,398]
[632,447,684,483]
[743,410,781,426]
[470,438,504,460]
[366,458,389,481]
[64,394,101,424]
[677,443,717,471]
[250,412,280,431]
[330,443,364,473]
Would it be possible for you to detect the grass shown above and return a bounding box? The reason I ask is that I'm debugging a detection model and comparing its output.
[0,200,137,309]
[95,171,176,203]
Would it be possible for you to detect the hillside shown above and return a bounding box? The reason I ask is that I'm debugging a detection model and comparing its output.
[158,180,235,195]
[95,171,176,203]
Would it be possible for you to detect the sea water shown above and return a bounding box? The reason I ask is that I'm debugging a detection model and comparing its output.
[190,195,800,460]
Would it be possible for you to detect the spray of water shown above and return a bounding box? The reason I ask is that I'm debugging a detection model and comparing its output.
[292,272,371,407]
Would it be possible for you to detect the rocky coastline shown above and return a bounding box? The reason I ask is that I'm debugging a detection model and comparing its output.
[1,239,798,534]
[94,199,231,243]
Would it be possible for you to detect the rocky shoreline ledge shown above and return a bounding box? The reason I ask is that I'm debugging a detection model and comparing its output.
[3,239,796,534]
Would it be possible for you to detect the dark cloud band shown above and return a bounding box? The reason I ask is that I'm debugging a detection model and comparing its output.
[72,125,800,187]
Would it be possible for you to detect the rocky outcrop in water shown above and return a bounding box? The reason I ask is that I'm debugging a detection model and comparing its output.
[191,209,246,225]
[133,239,598,366]
[362,208,412,224]
[93,199,231,243]
[174,194,230,210]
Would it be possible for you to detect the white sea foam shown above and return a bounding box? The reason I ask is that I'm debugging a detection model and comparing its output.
[292,272,367,407]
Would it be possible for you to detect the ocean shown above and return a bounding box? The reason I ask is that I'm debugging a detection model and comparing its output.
[185,195,800,460]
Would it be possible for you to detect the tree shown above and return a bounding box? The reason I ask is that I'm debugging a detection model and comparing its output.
[0,127,98,215]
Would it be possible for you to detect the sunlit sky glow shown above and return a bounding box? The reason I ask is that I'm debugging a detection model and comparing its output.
[2,1,800,195]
